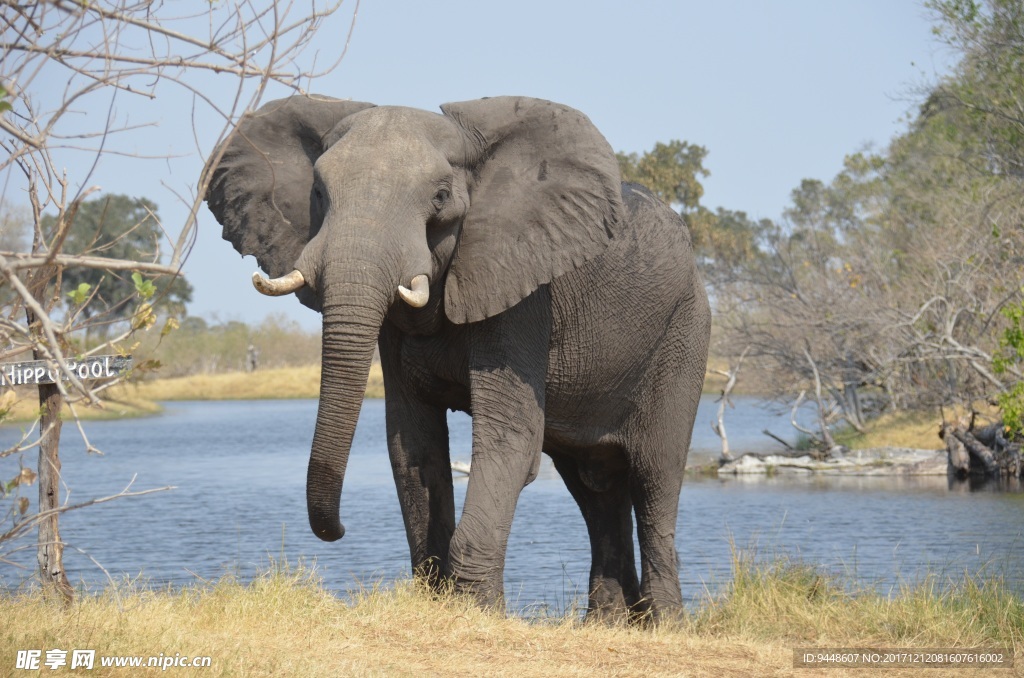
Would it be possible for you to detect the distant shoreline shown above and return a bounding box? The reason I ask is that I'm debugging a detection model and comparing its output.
[2,365,942,453]
[108,364,382,402]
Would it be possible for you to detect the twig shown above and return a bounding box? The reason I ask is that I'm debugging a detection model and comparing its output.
[762,429,795,451]
[0,478,175,546]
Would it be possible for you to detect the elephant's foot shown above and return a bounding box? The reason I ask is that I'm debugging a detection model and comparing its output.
[452,576,505,612]
[583,604,633,626]
[629,584,686,627]
[584,578,646,626]
[639,599,685,628]
[412,557,454,598]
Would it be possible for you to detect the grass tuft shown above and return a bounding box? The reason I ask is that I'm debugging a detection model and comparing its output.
[691,550,1024,651]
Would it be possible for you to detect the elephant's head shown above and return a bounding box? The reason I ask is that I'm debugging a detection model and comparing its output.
[204,94,624,542]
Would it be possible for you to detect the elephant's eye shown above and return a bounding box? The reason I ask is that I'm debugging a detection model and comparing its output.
[432,188,450,211]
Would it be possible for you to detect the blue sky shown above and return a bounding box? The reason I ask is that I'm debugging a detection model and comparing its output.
[21,1,955,330]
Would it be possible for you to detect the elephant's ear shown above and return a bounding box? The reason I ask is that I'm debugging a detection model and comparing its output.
[204,95,375,283]
[440,97,624,324]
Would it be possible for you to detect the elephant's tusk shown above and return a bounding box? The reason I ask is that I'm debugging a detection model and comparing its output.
[397,274,429,308]
[252,269,305,296]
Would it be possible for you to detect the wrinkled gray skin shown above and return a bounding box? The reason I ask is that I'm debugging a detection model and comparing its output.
[204,95,710,623]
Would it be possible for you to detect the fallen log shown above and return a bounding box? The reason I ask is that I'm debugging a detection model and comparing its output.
[941,425,971,477]
[940,419,1023,479]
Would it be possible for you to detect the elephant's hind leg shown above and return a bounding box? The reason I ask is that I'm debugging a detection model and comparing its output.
[549,451,643,624]
[628,442,686,623]
[627,302,709,623]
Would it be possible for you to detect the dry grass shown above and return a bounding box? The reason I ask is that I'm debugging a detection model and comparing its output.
[836,402,1007,451]
[2,558,1019,677]
[0,364,385,425]
[108,363,385,402]
[1,569,771,677]
[0,388,162,424]
[835,410,943,450]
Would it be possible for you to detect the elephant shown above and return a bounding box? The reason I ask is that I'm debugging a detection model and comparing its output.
[203,94,711,622]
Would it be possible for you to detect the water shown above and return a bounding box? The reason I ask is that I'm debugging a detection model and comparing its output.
[1,397,1021,613]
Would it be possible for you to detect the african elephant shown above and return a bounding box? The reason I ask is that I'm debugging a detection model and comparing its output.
[203,95,710,622]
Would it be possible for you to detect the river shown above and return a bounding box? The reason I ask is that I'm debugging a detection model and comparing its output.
[1,397,1021,612]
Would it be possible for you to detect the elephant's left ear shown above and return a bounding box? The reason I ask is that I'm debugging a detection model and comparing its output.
[440,97,624,324]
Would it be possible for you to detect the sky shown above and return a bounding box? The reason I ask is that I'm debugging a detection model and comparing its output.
[17,0,956,331]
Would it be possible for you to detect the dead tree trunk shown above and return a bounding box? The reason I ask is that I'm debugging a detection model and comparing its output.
[803,349,837,455]
[710,348,749,463]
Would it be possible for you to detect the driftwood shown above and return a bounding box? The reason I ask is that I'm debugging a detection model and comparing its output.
[718,447,948,476]
[761,429,795,451]
[720,448,816,466]
[940,420,1023,479]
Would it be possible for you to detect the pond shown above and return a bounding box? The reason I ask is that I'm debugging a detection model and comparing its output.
[1,397,1021,613]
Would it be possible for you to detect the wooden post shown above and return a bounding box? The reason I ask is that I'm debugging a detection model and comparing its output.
[35,379,73,604]
[25,263,74,604]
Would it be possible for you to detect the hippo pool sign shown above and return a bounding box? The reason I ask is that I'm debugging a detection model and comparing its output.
[0,355,132,387]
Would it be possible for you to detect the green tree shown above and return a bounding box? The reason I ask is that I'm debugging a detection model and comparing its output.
[617,140,767,278]
[928,0,1024,178]
[617,140,709,211]
[47,195,193,332]
[993,299,1024,438]
[926,0,1024,436]
[704,207,772,278]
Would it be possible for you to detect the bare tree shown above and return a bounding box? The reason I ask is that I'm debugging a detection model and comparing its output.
[0,0,353,601]
[716,133,1024,444]
[714,187,883,443]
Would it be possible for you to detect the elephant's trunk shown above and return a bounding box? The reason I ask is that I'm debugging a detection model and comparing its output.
[305,247,394,542]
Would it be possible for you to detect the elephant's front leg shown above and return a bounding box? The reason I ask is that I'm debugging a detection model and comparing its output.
[448,296,549,608]
[384,393,455,587]
[380,334,456,588]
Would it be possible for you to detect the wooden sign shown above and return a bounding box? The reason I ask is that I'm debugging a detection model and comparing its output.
[0,355,132,387]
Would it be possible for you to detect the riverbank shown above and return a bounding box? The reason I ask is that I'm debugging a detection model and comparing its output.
[2,560,1018,676]
[109,364,383,402]
[0,365,384,424]
[0,390,162,424]
[708,410,947,475]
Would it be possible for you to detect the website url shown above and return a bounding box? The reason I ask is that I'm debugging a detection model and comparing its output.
[101,654,212,669]
[15,649,212,671]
